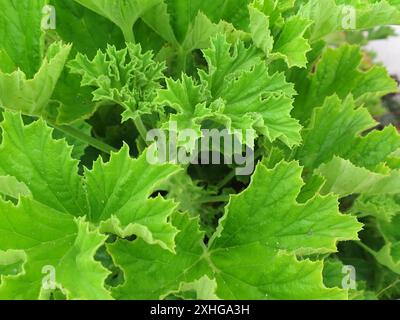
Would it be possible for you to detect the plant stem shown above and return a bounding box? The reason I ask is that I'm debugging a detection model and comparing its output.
[122,27,135,43]
[133,116,148,145]
[51,123,118,155]
[355,212,371,219]
[354,241,377,256]
[377,279,400,298]
[176,48,189,75]
[216,170,237,190]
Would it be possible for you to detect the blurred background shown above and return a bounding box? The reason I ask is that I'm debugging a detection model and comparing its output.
[361,26,400,129]
[367,26,400,78]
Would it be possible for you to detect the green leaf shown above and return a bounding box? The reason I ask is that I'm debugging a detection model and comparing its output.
[249,6,312,67]
[69,43,165,122]
[342,0,400,29]
[0,250,25,277]
[85,145,181,252]
[50,0,124,58]
[162,0,205,43]
[200,34,262,96]
[322,258,371,300]
[160,0,252,43]
[0,176,31,199]
[168,275,220,300]
[297,95,376,170]
[109,162,360,299]
[217,61,301,146]
[375,243,400,274]
[180,12,223,52]
[109,212,349,300]
[249,6,274,56]
[0,42,72,119]
[293,45,398,123]
[210,161,361,255]
[155,74,212,135]
[271,16,312,68]
[52,120,93,160]
[298,0,343,42]
[73,0,162,42]
[0,0,46,77]
[352,194,400,222]
[158,35,302,147]
[0,198,111,300]
[50,71,99,125]
[108,213,209,299]
[317,157,400,197]
[208,243,346,300]
[361,214,400,275]
[299,0,400,42]
[297,96,400,201]
[0,112,87,216]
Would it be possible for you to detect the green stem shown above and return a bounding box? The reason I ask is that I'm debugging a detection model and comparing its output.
[51,123,118,155]
[355,212,371,219]
[377,279,400,297]
[355,241,377,256]
[216,170,237,190]
[122,26,135,43]
[133,116,148,145]
[176,47,189,75]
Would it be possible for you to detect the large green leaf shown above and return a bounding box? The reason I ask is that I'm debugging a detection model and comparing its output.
[157,35,302,147]
[293,45,398,123]
[0,112,87,216]
[85,145,182,252]
[109,161,361,299]
[0,0,46,77]
[297,95,400,171]
[50,0,124,58]
[210,161,361,255]
[0,198,111,300]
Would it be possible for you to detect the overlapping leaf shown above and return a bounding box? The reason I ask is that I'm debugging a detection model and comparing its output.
[293,45,398,122]
[296,95,400,197]
[0,0,46,77]
[69,43,166,121]
[73,0,161,42]
[0,42,72,119]
[109,161,361,299]
[299,0,400,42]
[85,145,181,251]
[249,4,312,68]
[0,198,111,300]
[156,35,302,147]
[0,112,181,252]
[0,112,87,216]
[50,0,124,58]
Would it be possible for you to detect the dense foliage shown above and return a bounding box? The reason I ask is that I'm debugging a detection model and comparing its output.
[0,0,400,300]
